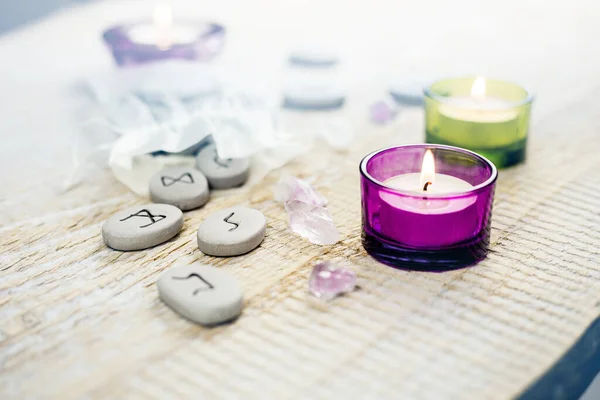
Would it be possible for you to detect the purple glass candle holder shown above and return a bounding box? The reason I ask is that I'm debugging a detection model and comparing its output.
[360,144,497,270]
[103,21,225,67]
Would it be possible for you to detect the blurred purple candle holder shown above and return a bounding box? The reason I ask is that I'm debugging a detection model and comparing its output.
[360,144,497,270]
[103,10,225,67]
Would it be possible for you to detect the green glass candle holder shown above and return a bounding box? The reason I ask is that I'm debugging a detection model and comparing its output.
[424,77,533,168]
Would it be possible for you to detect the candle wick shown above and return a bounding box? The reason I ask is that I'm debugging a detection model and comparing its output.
[423,182,432,191]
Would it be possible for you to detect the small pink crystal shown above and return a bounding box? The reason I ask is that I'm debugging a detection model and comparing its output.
[370,98,400,124]
[273,175,327,207]
[274,176,340,245]
[308,262,356,301]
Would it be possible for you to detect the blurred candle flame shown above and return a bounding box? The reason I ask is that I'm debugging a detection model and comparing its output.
[471,76,486,98]
[153,3,172,28]
[153,2,173,48]
[420,149,435,190]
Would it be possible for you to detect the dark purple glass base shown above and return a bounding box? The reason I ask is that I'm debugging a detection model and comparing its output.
[362,225,490,271]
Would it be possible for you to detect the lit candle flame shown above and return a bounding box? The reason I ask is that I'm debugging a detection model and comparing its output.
[471,76,486,98]
[153,2,172,28]
[420,149,435,191]
[153,2,173,49]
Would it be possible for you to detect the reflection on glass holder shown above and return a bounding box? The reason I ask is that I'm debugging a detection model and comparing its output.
[424,77,533,168]
[360,144,497,271]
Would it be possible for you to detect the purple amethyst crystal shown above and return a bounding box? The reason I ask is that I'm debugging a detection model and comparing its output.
[273,176,340,245]
[370,97,400,124]
[308,262,356,301]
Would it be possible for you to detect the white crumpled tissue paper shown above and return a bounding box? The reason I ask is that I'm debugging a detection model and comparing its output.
[71,60,354,195]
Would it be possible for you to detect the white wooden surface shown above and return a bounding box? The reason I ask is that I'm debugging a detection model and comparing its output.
[1,1,600,399]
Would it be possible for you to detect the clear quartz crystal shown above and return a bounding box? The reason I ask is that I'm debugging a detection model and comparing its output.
[308,262,356,301]
[273,176,340,245]
[273,175,327,206]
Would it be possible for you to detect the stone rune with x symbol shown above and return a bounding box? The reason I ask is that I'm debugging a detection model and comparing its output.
[119,209,166,228]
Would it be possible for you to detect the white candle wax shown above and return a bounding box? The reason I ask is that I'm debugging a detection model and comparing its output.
[434,91,521,149]
[439,96,517,123]
[381,173,476,214]
[385,172,472,193]
[128,23,200,46]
